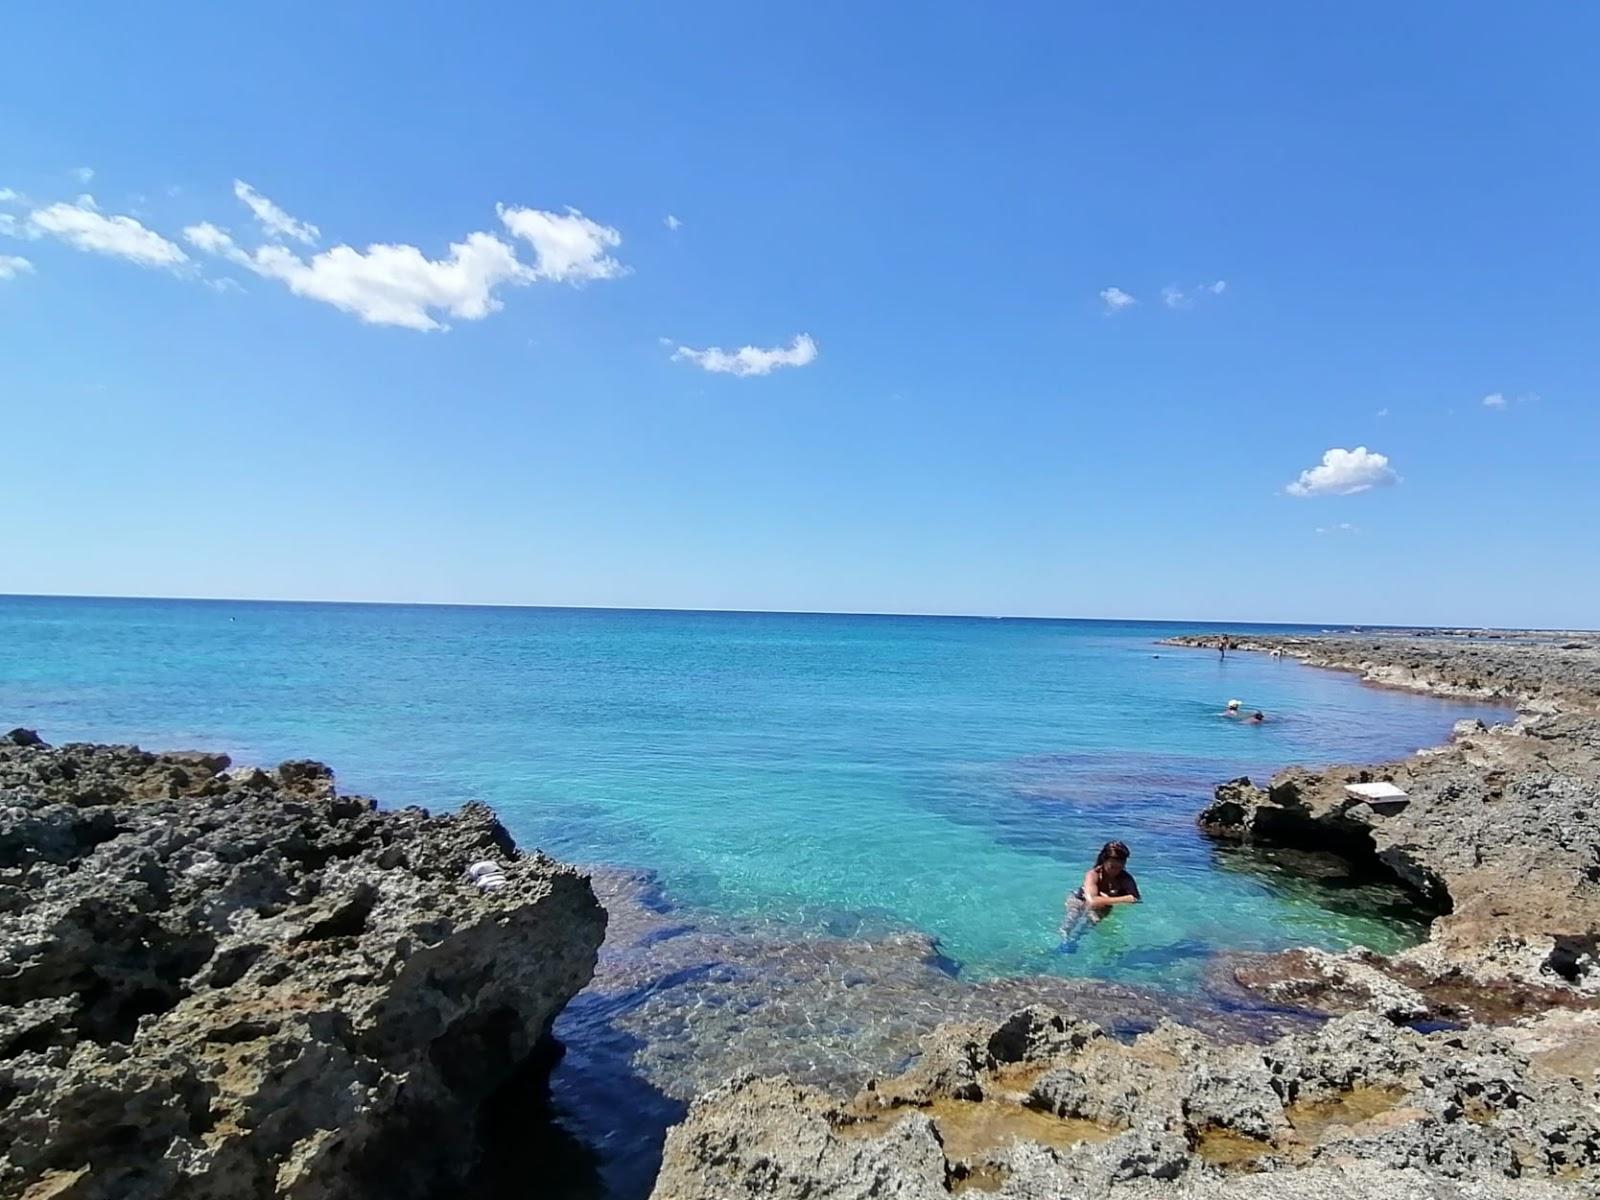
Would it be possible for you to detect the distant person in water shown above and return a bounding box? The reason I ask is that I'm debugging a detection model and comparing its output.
[1222,699,1243,718]
[1061,841,1141,937]
[1218,638,1226,660]
[1246,711,1266,723]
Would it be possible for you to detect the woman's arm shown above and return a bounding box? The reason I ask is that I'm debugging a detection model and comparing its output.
[1082,869,1137,908]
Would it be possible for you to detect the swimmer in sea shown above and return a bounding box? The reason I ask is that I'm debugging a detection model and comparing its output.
[1060,841,1141,946]
[1222,699,1243,718]
[1246,710,1266,723]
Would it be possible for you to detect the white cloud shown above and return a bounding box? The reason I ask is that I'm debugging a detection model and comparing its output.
[1162,280,1226,309]
[1376,407,1390,418]
[496,205,624,282]
[1482,392,1507,409]
[1315,522,1360,535]
[27,196,189,269]
[186,221,534,331]
[184,198,625,330]
[233,180,319,244]
[71,167,94,183]
[1286,446,1399,497]
[0,254,34,280]
[0,214,16,237]
[0,188,20,204]
[664,214,682,231]
[1099,286,1135,313]
[671,333,818,377]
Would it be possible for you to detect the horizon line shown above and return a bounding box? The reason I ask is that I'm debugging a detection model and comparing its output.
[0,592,1581,634]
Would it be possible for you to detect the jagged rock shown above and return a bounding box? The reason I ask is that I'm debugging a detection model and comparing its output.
[1171,633,1600,998]
[650,1006,1600,1198]
[0,735,606,1200]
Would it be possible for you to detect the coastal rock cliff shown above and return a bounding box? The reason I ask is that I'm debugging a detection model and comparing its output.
[0,730,606,1200]
[650,1005,1600,1199]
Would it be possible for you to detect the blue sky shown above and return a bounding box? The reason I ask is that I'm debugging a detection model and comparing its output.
[2,3,1596,627]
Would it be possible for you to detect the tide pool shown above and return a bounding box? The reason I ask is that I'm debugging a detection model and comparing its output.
[0,597,1504,986]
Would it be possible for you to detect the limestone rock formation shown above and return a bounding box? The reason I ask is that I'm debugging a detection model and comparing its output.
[0,730,606,1200]
[650,1006,1600,1199]
[1178,634,1600,996]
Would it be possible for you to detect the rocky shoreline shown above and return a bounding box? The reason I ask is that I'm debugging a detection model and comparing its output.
[7,630,1600,1198]
[1167,631,1600,1004]
[0,731,605,1200]
[647,631,1600,1197]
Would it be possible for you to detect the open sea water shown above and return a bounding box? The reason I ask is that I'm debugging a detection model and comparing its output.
[1,596,1504,985]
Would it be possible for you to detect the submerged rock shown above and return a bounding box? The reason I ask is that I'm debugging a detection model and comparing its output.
[0,731,606,1200]
[650,1005,1600,1198]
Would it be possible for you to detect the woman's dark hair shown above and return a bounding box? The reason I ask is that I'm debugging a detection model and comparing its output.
[1095,840,1131,867]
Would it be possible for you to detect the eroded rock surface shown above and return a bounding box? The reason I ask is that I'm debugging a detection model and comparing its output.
[1170,634,1600,1002]
[0,730,605,1200]
[651,1005,1600,1199]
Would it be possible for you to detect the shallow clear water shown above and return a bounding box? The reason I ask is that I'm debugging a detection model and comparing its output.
[0,596,1506,986]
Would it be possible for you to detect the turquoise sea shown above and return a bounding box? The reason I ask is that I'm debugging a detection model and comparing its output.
[2,596,1502,985]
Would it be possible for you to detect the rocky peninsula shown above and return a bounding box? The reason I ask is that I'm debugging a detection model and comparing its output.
[648,630,1600,1198]
[0,731,605,1200]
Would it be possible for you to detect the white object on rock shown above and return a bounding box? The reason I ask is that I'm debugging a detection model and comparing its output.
[1346,781,1409,811]
[466,860,502,881]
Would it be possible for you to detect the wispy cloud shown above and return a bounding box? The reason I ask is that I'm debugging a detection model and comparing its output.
[0,254,34,280]
[184,193,625,330]
[1483,391,1537,410]
[187,221,535,331]
[1286,446,1398,497]
[1099,286,1136,314]
[664,214,682,231]
[0,188,20,204]
[26,195,189,270]
[670,333,818,377]
[496,205,625,282]
[1315,522,1360,535]
[1161,279,1227,309]
[10,176,626,332]
[233,180,320,245]
[1376,407,1390,418]
[71,167,95,184]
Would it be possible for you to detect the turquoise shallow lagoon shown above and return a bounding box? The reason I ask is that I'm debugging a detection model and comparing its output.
[0,597,1507,987]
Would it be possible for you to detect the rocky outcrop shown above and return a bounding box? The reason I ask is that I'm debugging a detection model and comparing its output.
[649,632,1600,1197]
[650,1005,1600,1198]
[1175,634,1600,1001]
[0,730,606,1200]
[1162,631,1600,711]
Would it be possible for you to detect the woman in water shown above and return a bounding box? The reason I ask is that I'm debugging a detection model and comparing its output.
[1060,841,1140,944]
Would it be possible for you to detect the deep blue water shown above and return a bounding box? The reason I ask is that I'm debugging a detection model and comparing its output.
[0,596,1504,984]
